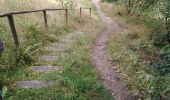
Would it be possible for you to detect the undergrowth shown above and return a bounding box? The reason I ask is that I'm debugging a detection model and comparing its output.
[0,0,84,94]
[101,1,170,100]
[4,18,112,100]
[0,0,112,99]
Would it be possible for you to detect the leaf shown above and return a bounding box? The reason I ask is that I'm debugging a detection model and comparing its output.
[23,42,42,55]
[2,86,8,97]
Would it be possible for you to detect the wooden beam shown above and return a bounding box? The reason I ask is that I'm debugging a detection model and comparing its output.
[7,14,19,47]
[43,10,48,27]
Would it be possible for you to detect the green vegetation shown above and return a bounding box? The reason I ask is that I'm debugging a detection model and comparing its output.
[0,0,79,89]
[0,0,113,99]
[101,0,170,99]
[4,19,112,100]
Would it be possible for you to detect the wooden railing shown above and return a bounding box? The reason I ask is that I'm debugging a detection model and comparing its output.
[0,8,68,47]
[80,7,92,18]
[0,7,91,48]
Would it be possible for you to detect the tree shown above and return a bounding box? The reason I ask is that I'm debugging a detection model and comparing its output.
[165,0,170,34]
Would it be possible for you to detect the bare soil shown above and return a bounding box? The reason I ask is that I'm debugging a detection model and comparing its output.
[91,0,137,100]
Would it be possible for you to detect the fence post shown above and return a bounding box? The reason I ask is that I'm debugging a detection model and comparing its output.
[65,9,68,25]
[7,14,19,47]
[90,8,92,17]
[80,7,82,18]
[43,10,48,27]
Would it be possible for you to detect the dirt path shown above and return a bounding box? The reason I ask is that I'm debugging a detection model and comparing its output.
[91,0,136,100]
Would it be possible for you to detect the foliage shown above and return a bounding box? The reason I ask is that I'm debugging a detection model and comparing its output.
[100,0,170,99]
[2,86,8,99]
[58,0,75,10]
[5,18,112,99]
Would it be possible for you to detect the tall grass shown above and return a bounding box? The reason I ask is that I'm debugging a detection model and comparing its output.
[0,0,113,99]
[0,0,88,89]
[6,19,112,99]
[100,2,170,99]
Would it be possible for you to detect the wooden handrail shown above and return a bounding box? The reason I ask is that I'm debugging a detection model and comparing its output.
[0,9,67,17]
[45,8,67,11]
[0,7,91,48]
[80,7,91,9]
[0,8,68,48]
[80,7,91,18]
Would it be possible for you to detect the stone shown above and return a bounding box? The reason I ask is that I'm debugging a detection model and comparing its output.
[145,74,153,80]
[31,66,62,72]
[15,80,53,89]
[113,67,117,70]
[116,71,121,73]
[39,56,59,62]
[45,47,66,51]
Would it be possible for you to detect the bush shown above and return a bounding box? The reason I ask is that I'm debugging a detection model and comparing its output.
[152,32,169,47]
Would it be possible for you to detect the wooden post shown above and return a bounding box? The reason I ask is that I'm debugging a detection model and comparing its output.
[65,9,68,25]
[7,14,19,47]
[80,7,82,18]
[90,8,92,17]
[43,10,48,27]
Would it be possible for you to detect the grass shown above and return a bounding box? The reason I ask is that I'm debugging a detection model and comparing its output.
[4,16,112,100]
[100,1,170,99]
[0,0,81,88]
[0,0,113,99]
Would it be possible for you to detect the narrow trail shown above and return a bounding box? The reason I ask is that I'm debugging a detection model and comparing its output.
[91,0,136,100]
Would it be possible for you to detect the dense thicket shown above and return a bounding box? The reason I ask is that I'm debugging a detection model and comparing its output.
[102,0,170,32]
[118,0,170,73]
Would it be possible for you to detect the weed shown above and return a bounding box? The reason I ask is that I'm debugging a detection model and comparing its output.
[100,1,170,99]
[0,0,80,94]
